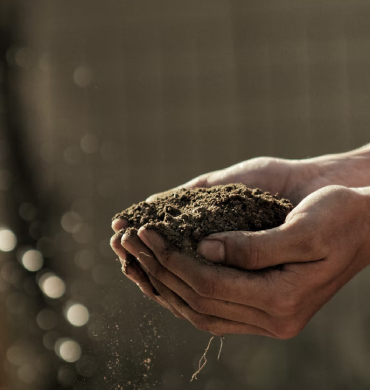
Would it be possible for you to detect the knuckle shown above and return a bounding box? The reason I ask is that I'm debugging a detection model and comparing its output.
[193,277,215,298]
[192,316,211,332]
[193,174,209,187]
[223,232,256,268]
[150,265,164,280]
[297,232,326,258]
[253,156,275,166]
[249,156,284,171]
[190,298,213,316]
[275,320,303,340]
[325,185,351,198]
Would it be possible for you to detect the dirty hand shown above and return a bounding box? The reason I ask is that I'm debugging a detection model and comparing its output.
[130,185,370,337]
[145,146,370,205]
[110,156,299,317]
[110,146,370,323]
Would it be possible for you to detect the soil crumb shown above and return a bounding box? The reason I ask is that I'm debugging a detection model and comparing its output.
[113,184,293,259]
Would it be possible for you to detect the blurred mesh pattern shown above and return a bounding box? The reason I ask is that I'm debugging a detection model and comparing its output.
[1,0,370,389]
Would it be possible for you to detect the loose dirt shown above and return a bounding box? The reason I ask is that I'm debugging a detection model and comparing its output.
[113,184,293,259]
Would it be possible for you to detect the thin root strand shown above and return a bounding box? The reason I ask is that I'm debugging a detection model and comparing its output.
[190,335,224,382]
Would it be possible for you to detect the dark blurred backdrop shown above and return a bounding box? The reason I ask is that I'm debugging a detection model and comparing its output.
[1,0,370,389]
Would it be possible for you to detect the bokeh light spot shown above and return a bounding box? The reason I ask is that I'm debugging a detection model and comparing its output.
[19,202,37,221]
[36,309,58,330]
[66,303,89,327]
[73,66,93,88]
[39,273,66,299]
[22,249,43,272]
[0,229,17,252]
[15,47,36,69]
[7,345,26,366]
[18,364,38,384]
[56,339,82,363]
[80,134,99,154]
[61,211,83,233]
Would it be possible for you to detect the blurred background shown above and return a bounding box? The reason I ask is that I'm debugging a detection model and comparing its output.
[0,0,370,389]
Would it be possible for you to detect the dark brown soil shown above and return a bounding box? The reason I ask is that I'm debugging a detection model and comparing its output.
[113,184,293,259]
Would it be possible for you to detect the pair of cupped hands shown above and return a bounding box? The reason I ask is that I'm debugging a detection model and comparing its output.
[111,155,370,338]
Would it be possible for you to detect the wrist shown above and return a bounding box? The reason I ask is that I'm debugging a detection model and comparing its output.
[299,144,370,189]
[352,186,370,267]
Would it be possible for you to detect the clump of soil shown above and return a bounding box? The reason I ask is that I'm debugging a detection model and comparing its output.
[113,184,293,259]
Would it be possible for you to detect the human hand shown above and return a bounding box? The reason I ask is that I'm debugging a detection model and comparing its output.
[147,146,370,205]
[111,146,370,322]
[111,156,298,300]
[110,221,185,318]
[129,185,370,337]
[110,156,296,317]
[146,157,304,204]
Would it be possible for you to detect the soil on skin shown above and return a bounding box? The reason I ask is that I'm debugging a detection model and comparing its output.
[113,184,293,260]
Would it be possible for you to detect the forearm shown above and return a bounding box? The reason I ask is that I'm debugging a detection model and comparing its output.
[353,185,370,267]
[305,143,370,188]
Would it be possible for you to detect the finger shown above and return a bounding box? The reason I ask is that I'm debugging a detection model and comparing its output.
[112,218,128,232]
[110,230,127,260]
[197,218,326,270]
[130,233,271,327]
[120,231,185,319]
[138,249,272,329]
[148,276,275,337]
[113,228,181,315]
[121,257,183,318]
[120,257,159,300]
[138,228,279,310]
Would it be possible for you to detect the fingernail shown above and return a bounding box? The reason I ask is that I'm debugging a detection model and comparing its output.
[198,240,225,262]
[153,287,160,296]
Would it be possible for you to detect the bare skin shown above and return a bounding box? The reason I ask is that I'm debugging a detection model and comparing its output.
[111,145,370,337]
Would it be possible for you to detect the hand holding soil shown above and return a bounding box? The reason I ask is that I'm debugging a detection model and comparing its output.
[111,145,370,337]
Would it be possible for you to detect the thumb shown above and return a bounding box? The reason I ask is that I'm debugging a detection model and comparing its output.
[197,220,324,270]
